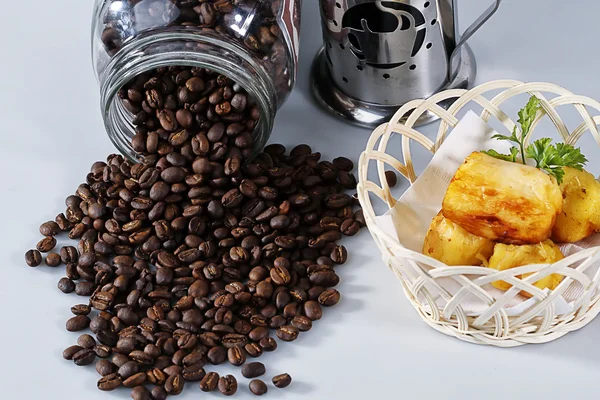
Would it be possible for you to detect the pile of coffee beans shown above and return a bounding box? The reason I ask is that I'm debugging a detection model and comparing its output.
[100,0,297,103]
[25,65,364,398]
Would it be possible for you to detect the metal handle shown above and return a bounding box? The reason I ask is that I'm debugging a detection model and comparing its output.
[448,0,501,81]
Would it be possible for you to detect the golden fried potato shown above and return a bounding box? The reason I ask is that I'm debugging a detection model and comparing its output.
[488,239,564,298]
[422,212,495,266]
[442,152,562,245]
[551,167,600,243]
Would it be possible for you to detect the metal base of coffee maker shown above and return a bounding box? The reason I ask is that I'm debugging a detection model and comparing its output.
[310,45,477,129]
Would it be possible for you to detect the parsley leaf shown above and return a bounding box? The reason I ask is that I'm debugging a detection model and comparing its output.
[482,95,588,184]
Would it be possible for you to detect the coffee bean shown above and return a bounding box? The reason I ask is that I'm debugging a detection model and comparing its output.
[151,386,168,400]
[94,345,112,358]
[207,345,227,365]
[245,342,263,358]
[118,361,139,379]
[57,277,76,294]
[249,379,268,396]
[242,362,266,378]
[77,334,96,349]
[25,249,42,267]
[123,372,147,388]
[318,288,341,306]
[36,237,56,252]
[259,337,278,352]
[385,170,398,187]
[276,325,299,342]
[333,157,354,171]
[96,359,116,376]
[341,219,360,236]
[97,373,122,391]
[304,301,323,321]
[45,252,61,267]
[330,245,348,264]
[73,348,96,366]
[66,315,90,332]
[131,385,152,400]
[40,221,61,236]
[200,371,219,392]
[219,374,238,396]
[63,345,83,360]
[227,345,246,366]
[273,373,292,388]
[292,316,313,331]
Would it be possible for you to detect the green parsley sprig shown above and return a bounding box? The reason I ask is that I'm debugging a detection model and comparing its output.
[482,95,587,184]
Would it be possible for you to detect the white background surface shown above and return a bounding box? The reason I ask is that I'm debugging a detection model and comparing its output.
[1,0,600,399]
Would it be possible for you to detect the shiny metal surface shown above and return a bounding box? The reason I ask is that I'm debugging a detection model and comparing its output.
[311,0,500,127]
[310,43,476,128]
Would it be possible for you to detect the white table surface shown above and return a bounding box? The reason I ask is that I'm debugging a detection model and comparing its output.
[1,0,600,399]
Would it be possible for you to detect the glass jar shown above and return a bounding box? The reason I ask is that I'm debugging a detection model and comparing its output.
[92,0,302,160]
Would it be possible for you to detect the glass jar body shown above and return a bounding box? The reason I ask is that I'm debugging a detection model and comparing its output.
[92,0,302,160]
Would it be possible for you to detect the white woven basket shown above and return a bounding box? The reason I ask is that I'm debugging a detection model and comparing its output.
[357,80,600,347]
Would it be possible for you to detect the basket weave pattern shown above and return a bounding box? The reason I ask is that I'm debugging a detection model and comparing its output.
[357,80,600,346]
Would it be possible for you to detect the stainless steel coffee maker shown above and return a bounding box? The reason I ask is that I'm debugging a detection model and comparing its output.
[311,0,501,127]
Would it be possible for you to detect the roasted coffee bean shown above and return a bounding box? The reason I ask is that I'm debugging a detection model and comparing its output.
[227,345,246,366]
[73,348,96,366]
[44,252,61,267]
[96,359,116,376]
[330,245,348,264]
[66,315,90,332]
[318,288,341,306]
[341,219,360,236]
[272,373,292,388]
[245,342,263,358]
[200,371,219,392]
[57,277,75,293]
[242,362,266,378]
[207,345,227,365]
[292,316,312,332]
[304,301,323,321]
[219,374,238,396]
[63,345,83,360]
[182,363,206,381]
[249,379,268,396]
[118,361,139,379]
[94,345,112,358]
[25,249,43,267]
[165,373,185,395]
[36,237,56,252]
[77,334,96,349]
[131,385,152,400]
[40,221,61,236]
[333,157,354,171]
[123,372,147,388]
[97,373,122,391]
[385,170,398,187]
[276,325,299,342]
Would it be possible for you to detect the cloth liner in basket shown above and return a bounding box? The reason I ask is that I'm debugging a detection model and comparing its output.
[357,80,600,347]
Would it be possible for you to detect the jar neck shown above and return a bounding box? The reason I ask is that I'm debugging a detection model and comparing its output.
[100,30,277,162]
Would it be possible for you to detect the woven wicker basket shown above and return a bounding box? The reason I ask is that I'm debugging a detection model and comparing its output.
[357,80,600,347]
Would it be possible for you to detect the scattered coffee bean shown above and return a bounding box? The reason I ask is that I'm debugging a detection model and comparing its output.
[272,373,292,388]
[77,334,96,349]
[276,325,299,342]
[242,362,266,379]
[318,288,341,307]
[40,221,61,237]
[219,374,238,396]
[385,170,398,187]
[73,348,96,366]
[200,371,219,392]
[36,237,56,252]
[57,277,76,294]
[45,252,61,267]
[249,379,268,396]
[97,373,121,391]
[131,385,151,400]
[96,359,116,376]
[25,249,42,267]
[66,315,90,332]
[63,345,83,360]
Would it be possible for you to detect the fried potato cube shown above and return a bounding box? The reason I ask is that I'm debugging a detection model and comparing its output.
[551,167,600,243]
[488,239,564,298]
[422,212,495,266]
[442,152,562,245]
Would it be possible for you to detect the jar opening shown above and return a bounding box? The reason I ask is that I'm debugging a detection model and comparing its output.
[100,30,277,162]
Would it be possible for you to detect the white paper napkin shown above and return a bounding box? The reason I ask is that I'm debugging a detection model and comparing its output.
[376,111,600,317]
